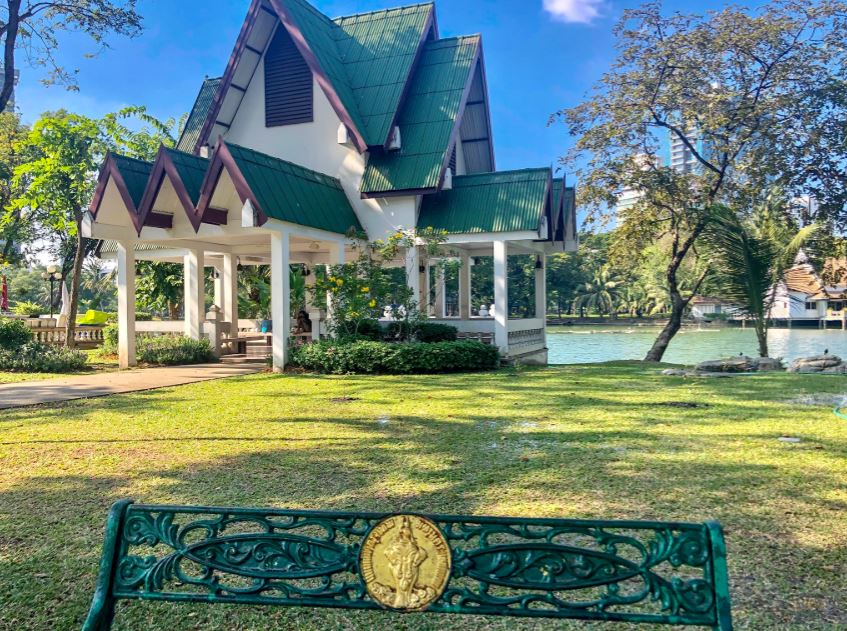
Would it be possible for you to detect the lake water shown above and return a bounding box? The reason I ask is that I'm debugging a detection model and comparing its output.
[547,325,847,365]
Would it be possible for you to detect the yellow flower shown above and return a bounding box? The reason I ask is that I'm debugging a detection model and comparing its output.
[361,286,370,293]
[394,231,403,239]
[369,299,377,308]
[336,278,344,286]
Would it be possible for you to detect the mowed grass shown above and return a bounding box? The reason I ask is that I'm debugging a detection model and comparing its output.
[0,363,845,630]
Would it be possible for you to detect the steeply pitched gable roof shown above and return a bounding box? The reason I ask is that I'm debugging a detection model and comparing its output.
[361,35,481,196]
[224,142,363,235]
[418,167,551,234]
[165,148,209,204]
[332,3,434,145]
[193,1,435,154]
[177,77,221,153]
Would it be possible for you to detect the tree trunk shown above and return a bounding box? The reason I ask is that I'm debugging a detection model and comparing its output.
[168,301,179,320]
[0,1,21,114]
[645,293,685,362]
[756,321,768,358]
[63,226,86,349]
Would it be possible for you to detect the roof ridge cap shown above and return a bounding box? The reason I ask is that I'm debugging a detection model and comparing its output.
[333,2,433,22]
[164,146,209,161]
[111,153,154,166]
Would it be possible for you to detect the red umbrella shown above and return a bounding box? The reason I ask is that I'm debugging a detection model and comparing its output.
[1,275,7,312]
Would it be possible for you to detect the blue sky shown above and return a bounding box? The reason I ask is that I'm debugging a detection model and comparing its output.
[14,0,729,179]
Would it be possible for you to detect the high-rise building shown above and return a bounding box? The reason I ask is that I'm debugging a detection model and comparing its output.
[668,126,705,174]
[614,153,656,214]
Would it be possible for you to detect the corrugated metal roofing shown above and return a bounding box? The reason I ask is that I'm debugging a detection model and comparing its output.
[361,35,479,195]
[332,3,432,145]
[176,77,221,153]
[111,154,153,209]
[165,148,208,204]
[226,143,363,235]
[97,240,168,255]
[418,167,551,234]
[283,0,369,141]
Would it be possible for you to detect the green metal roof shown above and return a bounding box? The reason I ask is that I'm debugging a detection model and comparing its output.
[111,154,153,209]
[361,35,480,195]
[97,240,168,255]
[283,0,369,141]
[332,3,433,145]
[418,168,551,234]
[226,143,363,235]
[176,77,221,153]
[165,148,208,204]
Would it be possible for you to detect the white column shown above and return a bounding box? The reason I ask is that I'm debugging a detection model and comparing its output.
[434,264,445,318]
[425,264,433,316]
[405,246,420,307]
[222,253,238,332]
[212,266,223,308]
[184,248,205,339]
[116,241,136,369]
[493,240,509,354]
[459,251,471,319]
[270,230,291,372]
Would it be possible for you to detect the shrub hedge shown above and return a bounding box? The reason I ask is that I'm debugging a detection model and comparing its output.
[136,335,215,366]
[383,321,459,342]
[0,318,34,351]
[290,339,499,374]
[0,342,88,373]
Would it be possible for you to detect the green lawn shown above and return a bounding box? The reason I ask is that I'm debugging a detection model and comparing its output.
[0,363,845,630]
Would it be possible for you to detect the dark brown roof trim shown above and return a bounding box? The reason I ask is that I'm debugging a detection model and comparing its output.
[136,145,208,233]
[144,212,174,230]
[193,0,263,155]
[88,152,146,235]
[379,5,436,151]
[360,186,437,200]
[438,39,483,190]
[196,139,269,228]
[268,0,368,153]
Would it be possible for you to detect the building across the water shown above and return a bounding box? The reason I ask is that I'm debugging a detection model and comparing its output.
[86,0,578,370]
[768,259,847,328]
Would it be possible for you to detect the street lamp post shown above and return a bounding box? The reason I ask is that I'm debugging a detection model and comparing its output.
[41,265,63,319]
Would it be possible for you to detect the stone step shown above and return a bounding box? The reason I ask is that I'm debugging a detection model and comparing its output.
[220,354,267,365]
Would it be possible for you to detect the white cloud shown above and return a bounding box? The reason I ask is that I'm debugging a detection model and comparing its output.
[543,0,605,24]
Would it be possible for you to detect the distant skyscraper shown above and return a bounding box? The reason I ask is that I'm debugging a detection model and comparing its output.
[668,126,705,174]
[0,67,20,112]
[614,153,656,214]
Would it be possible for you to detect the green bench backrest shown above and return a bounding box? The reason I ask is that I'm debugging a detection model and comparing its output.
[84,500,732,630]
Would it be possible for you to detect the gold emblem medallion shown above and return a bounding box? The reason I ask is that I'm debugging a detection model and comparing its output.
[360,514,451,611]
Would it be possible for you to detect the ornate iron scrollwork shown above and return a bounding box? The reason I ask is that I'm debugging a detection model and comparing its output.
[84,502,732,630]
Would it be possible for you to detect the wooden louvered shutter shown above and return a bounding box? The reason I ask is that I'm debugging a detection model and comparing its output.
[265,27,313,127]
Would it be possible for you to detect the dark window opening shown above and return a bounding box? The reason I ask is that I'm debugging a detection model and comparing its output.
[265,26,313,127]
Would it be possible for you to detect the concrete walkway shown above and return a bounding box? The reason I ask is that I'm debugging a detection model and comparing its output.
[0,363,263,410]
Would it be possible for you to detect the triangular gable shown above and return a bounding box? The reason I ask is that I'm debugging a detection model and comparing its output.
[136,147,214,233]
[197,140,363,236]
[89,153,154,234]
[361,35,481,197]
[193,1,438,155]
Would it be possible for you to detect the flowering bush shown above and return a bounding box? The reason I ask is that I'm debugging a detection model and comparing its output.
[313,228,449,340]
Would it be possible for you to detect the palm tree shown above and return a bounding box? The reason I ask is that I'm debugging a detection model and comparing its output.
[574,265,623,316]
[701,192,817,357]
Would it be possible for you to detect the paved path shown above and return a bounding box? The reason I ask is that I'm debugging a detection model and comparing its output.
[0,363,263,410]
